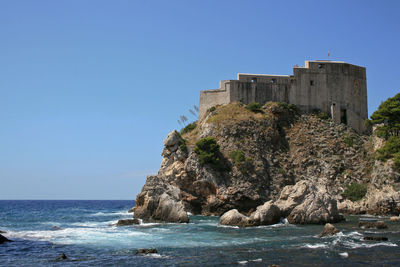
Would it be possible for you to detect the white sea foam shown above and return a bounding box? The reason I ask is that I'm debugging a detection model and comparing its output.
[250,258,262,262]
[88,211,131,217]
[339,252,349,258]
[238,260,248,265]
[342,240,398,249]
[302,243,329,249]
[217,225,240,229]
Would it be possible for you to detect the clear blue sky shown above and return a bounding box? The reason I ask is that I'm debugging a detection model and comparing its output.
[1,0,399,199]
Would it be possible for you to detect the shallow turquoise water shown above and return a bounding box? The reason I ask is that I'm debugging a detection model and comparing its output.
[1,200,399,266]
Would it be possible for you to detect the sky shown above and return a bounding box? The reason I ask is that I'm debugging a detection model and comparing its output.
[1,0,399,199]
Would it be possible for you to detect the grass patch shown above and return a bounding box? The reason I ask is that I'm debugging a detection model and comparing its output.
[180,122,197,135]
[343,183,367,201]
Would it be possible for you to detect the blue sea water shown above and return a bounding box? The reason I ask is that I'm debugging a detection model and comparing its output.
[0,200,399,266]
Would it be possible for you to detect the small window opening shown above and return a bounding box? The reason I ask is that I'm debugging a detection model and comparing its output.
[340,109,347,125]
[318,64,324,69]
[270,79,276,84]
[310,80,314,86]
[250,78,257,83]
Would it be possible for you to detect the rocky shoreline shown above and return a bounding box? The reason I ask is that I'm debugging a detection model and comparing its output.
[131,102,400,226]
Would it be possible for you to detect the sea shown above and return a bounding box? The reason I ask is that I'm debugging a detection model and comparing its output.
[0,200,399,266]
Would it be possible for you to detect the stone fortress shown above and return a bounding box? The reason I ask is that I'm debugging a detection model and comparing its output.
[199,60,368,133]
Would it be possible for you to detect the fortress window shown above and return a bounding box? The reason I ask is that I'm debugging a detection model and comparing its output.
[310,80,314,86]
[340,109,347,125]
[270,79,276,84]
[251,78,257,83]
[318,64,324,69]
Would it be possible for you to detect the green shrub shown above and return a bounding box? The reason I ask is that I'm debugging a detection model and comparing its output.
[180,122,197,135]
[342,134,354,147]
[208,106,216,113]
[277,168,286,175]
[179,139,188,153]
[370,92,400,139]
[245,102,262,113]
[277,102,297,113]
[194,137,223,169]
[317,112,329,120]
[343,183,367,201]
[377,136,400,170]
[229,150,253,174]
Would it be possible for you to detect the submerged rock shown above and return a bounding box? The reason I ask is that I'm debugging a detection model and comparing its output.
[0,234,12,244]
[135,248,158,255]
[358,220,388,229]
[56,253,68,260]
[363,236,388,241]
[318,223,339,237]
[117,219,140,226]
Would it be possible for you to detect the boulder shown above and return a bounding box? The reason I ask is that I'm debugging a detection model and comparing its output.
[390,216,400,222]
[318,223,339,237]
[0,234,12,244]
[275,180,344,224]
[136,248,158,255]
[163,130,182,151]
[358,220,388,229]
[363,236,388,241]
[219,209,250,227]
[134,176,189,223]
[249,201,281,226]
[116,219,140,226]
[128,207,135,213]
[56,253,68,260]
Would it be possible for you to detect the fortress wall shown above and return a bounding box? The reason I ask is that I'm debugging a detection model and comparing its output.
[199,87,230,118]
[198,60,368,133]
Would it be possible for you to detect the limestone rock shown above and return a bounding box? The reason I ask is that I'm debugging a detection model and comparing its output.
[163,130,181,150]
[134,176,189,223]
[249,201,281,226]
[275,180,344,224]
[117,219,140,226]
[358,220,388,229]
[219,209,250,227]
[318,223,339,237]
[0,234,12,244]
[390,216,400,222]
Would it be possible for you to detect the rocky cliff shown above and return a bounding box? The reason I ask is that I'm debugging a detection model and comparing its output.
[133,102,400,224]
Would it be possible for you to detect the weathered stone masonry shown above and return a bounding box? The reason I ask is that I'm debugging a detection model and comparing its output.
[199,60,368,133]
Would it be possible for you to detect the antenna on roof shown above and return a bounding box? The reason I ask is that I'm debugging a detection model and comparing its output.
[328,51,330,58]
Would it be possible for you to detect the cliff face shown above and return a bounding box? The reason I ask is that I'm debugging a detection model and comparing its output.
[133,102,400,223]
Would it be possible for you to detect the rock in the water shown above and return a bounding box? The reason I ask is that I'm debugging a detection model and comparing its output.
[219,209,250,227]
[358,220,388,229]
[318,223,339,237]
[0,230,6,234]
[0,234,12,244]
[57,253,68,260]
[390,216,400,222]
[249,201,281,226]
[52,226,62,230]
[116,219,140,226]
[275,180,344,224]
[363,236,388,241]
[134,176,189,223]
[135,248,158,255]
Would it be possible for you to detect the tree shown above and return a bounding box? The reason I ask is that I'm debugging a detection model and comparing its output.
[370,92,400,139]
